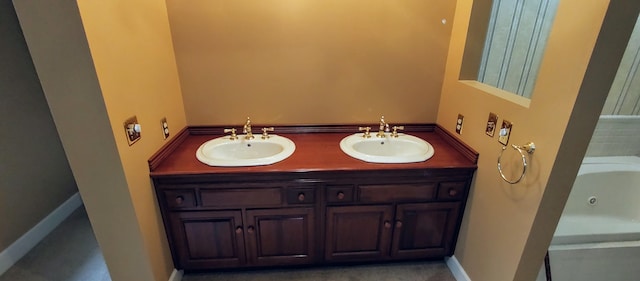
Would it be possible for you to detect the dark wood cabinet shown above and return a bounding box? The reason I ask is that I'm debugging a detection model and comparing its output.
[325,182,463,263]
[150,125,478,271]
[325,205,394,261]
[169,211,246,269]
[164,185,317,270]
[391,202,460,259]
[245,207,315,266]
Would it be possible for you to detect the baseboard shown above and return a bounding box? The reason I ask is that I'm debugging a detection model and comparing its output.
[168,269,183,281]
[0,192,82,275]
[446,255,472,281]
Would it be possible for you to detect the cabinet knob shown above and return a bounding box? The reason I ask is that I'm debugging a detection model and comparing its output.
[247,226,255,234]
[235,226,243,234]
[448,188,459,197]
[175,196,184,205]
[297,193,305,202]
[384,221,392,229]
[336,192,345,200]
[395,220,403,228]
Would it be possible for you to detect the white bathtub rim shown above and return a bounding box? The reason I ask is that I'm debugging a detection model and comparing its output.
[578,156,640,175]
[552,215,640,245]
[581,156,640,165]
[552,230,640,245]
[549,239,640,250]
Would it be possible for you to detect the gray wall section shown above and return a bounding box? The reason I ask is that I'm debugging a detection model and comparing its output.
[0,1,78,251]
[602,15,640,116]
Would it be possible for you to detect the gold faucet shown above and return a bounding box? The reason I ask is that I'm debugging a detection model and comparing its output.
[358,126,372,138]
[223,128,238,140]
[377,115,389,138]
[391,126,404,138]
[261,127,274,139]
[243,117,254,140]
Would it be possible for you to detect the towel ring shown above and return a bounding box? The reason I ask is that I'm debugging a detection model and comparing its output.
[497,142,535,184]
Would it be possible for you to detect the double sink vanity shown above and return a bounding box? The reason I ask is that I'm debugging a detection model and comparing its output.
[149,120,478,271]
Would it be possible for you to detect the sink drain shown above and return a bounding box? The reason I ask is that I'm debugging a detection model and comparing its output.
[588,196,597,206]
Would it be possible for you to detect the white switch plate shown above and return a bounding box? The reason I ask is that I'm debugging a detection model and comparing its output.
[498,120,512,145]
[455,114,464,134]
[124,116,141,146]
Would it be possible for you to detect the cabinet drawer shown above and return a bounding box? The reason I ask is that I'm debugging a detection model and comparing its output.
[163,189,197,209]
[286,188,315,204]
[438,182,466,200]
[326,185,355,203]
[359,183,436,203]
[201,188,282,207]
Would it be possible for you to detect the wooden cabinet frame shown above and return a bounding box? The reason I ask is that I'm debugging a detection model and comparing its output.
[150,125,478,271]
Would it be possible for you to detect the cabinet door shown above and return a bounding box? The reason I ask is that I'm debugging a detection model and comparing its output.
[325,205,394,261]
[391,202,461,259]
[169,211,246,270]
[245,208,316,266]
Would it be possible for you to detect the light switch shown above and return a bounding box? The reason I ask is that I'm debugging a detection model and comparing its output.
[124,116,141,146]
[498,120,512,145]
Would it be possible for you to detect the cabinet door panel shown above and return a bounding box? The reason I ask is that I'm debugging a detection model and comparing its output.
[245,208,315,266]
[170,211,245,270]
[325,205,394,261]
[391,202,460,259]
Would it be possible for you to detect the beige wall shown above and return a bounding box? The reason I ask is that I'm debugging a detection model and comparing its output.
[0,0,78,252]
[167,0,456,125]
[76,0,187,279]
[13,0,187,280]
[438,1,639,281]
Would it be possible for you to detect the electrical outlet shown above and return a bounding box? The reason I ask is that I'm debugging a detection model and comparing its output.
[124,116,141,146]
[455,114,464,134]
[161,117,170,139]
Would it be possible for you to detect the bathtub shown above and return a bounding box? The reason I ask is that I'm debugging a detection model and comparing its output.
[547,156,640,281]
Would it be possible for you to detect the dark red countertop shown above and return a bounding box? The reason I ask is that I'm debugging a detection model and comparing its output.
[149,125,478,177]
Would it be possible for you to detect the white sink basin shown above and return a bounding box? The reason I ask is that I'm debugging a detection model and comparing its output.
[196,135,295,167]
[339,133,434,163]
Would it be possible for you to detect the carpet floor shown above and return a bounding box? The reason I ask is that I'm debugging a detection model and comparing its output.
[0,207,110,281]
[183,261,457,281]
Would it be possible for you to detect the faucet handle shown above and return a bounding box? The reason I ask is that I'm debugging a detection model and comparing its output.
[391,126,404,138]
[358,126,372,138]
[261,127,274,139]
[223,128,238,140]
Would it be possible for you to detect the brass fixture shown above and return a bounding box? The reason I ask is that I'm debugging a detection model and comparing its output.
[123,115,141,146]
[391,126,404,138]
[223,128,237,140]
[497,142,536,184]
[377,115,389,138]
[243,117,254,140]
[261,127,274,139]
[358,126,371,138]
